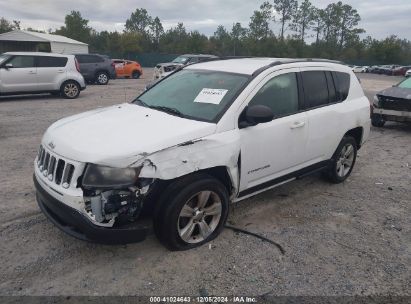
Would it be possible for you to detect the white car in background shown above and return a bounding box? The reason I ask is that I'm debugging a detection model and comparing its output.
[153,54,218,80]
[352,66,365,73]
[405,69,411,77]
[34,58,370,250]
[0,52,86,99]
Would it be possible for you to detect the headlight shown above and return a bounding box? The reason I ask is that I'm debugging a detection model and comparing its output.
[373,95,380,107]
[82,164,142,189]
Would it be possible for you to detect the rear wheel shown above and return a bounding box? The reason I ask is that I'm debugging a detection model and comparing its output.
[96,71,109,85]
[61,81,80,99]
[371,113,386,127]
[132,71,141,79]
[324,136,357,184]
[154,174,229,251]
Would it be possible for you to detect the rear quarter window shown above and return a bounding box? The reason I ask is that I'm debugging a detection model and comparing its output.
[37,56,68,68]
[333,72,350,101]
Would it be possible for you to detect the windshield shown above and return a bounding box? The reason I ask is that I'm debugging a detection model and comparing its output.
[0,54,10,65]
[398,77,411,89]
[172,56,189,64]
[135,69,249,122]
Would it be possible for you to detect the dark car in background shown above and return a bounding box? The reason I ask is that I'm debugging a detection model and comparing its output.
[392,66,411,76]
[372,77,411,127]
[74,54,116,85]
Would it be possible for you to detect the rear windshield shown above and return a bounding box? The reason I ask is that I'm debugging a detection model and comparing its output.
[135,69,249,122]
[398,77,411,89]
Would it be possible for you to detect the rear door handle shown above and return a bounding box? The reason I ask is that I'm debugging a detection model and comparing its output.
[57,70,64,73]
[290,121,305,129]
[28,71,36,74]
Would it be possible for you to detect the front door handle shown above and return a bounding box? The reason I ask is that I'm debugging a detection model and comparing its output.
[28,71,36,74]
[290,121,305,129]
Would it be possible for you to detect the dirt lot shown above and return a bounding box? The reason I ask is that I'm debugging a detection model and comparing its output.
[0,70,410,296]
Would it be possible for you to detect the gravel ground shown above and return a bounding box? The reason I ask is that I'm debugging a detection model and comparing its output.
[0,71,410,296]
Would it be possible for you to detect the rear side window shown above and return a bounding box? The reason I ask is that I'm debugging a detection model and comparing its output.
[7,55,35,68]
[301,71,329,108]
[333,72,350,101]
[76,55,104,63]
[37,56,68,67]
[249,72,299,118]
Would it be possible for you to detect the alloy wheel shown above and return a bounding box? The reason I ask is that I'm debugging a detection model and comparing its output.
[64,83,79,98]
[336,143,355,177]
[177,191,222,244]
[98,73,108,84]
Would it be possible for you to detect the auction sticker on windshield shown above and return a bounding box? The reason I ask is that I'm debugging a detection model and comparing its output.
[194,88,228,104]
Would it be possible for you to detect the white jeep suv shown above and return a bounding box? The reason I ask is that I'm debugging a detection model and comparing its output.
[34,58,370,250]
[0,52,86,99]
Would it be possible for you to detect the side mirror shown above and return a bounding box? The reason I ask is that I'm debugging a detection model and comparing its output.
[4,63,13,69]
[239,105,274,128]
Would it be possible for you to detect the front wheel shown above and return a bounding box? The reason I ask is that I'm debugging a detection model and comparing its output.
[61,81,80,99]
[324,136,357,184]
[154,174,229,251]
[132,71,141,79]
[371,113,385,127]
[96,71,109,85]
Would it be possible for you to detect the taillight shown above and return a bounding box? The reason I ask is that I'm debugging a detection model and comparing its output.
[75,58,80,72]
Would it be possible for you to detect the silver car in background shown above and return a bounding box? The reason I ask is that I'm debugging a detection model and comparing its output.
[0,52,86,99]
[153,54,218,80]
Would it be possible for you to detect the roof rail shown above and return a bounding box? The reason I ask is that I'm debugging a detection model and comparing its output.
[251,58,344,77]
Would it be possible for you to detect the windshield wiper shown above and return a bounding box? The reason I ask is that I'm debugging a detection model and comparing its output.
[147,105,185,117]
[134,98,185,118]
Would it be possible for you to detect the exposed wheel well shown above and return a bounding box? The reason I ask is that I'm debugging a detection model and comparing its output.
[344,127,363,148]
[144,166,234,217]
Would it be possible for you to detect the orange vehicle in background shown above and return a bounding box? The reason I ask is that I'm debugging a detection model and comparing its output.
[112,59,143,79]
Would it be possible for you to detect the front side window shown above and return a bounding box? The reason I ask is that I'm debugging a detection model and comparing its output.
[7,55,35,68]
[248,73,299,118]
[136,69,249,122]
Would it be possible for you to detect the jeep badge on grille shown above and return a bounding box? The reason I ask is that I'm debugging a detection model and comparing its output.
[48,141,55,149]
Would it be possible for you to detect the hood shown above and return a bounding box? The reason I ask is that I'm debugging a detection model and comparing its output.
[377,87,411,100]
[42,103,216,166]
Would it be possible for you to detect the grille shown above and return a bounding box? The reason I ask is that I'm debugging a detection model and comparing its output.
[380,96,411,112]
[37,145,76,189]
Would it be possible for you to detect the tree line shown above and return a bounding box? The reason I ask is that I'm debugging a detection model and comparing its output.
[1,0,411,65]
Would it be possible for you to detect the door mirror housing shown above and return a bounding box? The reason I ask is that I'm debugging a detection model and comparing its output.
[239,105,274,128]
[4,63,13,69]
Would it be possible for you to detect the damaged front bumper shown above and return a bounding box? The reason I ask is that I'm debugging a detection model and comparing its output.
[34,175,149,244]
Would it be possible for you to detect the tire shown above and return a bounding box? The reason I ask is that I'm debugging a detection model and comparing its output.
[324,136,357,184]
[95,71,109,85]
[60,81,80,99]
[154,174,229,251]
[132,71,141,79]
[371,113,386,127]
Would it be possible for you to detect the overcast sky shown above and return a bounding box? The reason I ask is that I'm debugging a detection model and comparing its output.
[1,0,410,40]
